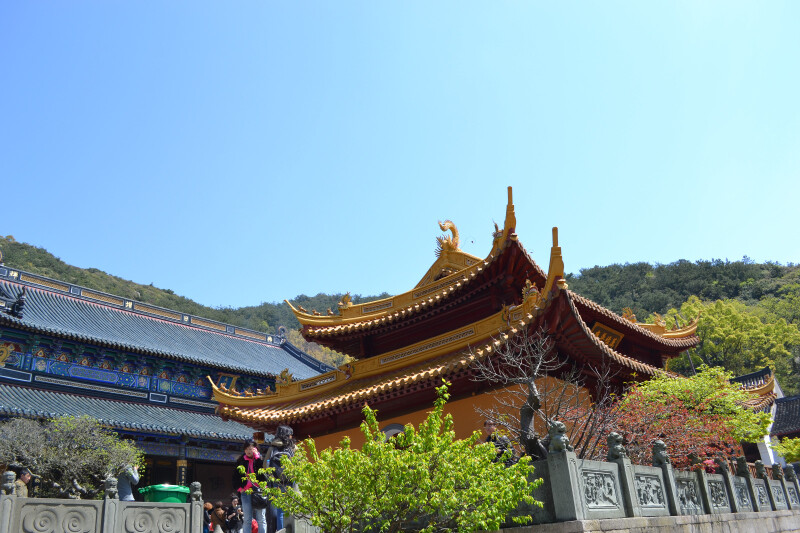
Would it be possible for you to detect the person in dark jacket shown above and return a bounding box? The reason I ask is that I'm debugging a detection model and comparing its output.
[233,440,268,533]
[265,426,295,533]
[483,420,517,466]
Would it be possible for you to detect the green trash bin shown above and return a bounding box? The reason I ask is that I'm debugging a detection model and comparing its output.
[138,484,191,503]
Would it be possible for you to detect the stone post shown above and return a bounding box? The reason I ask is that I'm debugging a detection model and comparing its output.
[695,468,713,513]
[773,463,793,510]
[756,460,777,511]
[607,432,640,517]
[735,456,761,512]
[547,449,583,521]
[652,440,679,516]
[190,481,204,533]
[101,477,119,533]
[784,466,800,508]
[714,457,739,512]
[0,471,17,533]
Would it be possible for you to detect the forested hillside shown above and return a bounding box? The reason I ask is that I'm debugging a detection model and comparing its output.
[2,235,798,393]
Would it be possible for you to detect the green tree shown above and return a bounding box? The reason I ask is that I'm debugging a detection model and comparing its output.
[772,438,800,463]
[0,416,144,499]
[622,366,771,443]
[248,382,540,533]
[611,366,771,466]
[655,296,800,382]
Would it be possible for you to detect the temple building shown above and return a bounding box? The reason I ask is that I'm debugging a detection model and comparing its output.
[212,188,701,450]
[0,268,332,501]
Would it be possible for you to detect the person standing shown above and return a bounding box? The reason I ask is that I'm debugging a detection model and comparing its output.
[233,440,267,533]
[14,468,31,498]
[227,495,244,533]
[117,464,140,501]
[483,420,516,466]
[265,426,295,533]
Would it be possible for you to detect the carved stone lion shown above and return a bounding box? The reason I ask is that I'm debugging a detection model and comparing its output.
[784,466,797,482]
[104,477,118,500]
[190,481,203,502]
[1,471,15,495]
[547,421,573,453]
[714,456,730,475]
[754,460,767,479]
[606,432,627,461]
[652,440,670,467]
[735,456,750,477]
[773,463,784,480]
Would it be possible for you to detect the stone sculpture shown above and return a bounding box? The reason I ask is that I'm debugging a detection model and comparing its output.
[190,481,203,502]
[755,460,767,479]
[104,477,118,500]
[606,432,627,461]
[547,420,573,453]
[714,456,730,475]
[784,466,798,482]
[652,440,670,467]
[1,470,15,495]
[735,456,750,478]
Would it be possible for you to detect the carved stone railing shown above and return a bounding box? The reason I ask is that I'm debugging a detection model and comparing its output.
[516,429,800,524]
[0,472,205,533]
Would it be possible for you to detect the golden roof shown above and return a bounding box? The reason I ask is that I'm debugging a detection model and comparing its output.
[212,187,699,428]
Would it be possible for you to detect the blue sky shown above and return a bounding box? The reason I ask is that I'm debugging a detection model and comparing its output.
[2,2,798,309]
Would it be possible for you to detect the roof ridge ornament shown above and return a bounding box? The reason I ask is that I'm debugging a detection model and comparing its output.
[435,220,460,257]
[338,292,353,311]
[491,187,517,251]
[542,227,567,296]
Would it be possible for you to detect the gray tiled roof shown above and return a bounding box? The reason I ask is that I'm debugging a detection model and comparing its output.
[0,279,331,380]
[0,383,252,440]
[773,395,800,437]
[731,367,772,388]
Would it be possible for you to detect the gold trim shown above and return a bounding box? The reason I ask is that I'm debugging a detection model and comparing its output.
[135,304,182,321]
[590,322,624,350]
[212,266,551,408]
[236,329,266,341]
[20,275,69,292]
[82,290,124,307]
[191,317,226,331]
[362,301,394,314]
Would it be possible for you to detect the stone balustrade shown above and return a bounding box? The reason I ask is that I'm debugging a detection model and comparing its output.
[0,471,205,533]
[517,431,800,524]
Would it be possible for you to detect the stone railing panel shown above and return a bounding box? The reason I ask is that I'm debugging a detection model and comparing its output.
[702,473,732,514]
[17,499,103,533]
[769,479,789,511]
[120,502,190,533]
[787,483,800,508]
[752,478,771,510]
[631,465,670,517]
[731,476,754,512]
[673,470,706,515]
[0,479,203,533]
[576,458,626,519]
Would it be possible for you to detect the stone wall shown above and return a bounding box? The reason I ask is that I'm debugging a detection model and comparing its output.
[519,445,800,524]
[0,473,204,533]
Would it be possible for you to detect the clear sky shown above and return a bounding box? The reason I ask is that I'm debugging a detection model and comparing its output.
[2,2,798,309]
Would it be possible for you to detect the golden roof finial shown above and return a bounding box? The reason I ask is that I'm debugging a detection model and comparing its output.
[543,226,566,295]
[435,220,460,257]
[338,292,353,310]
